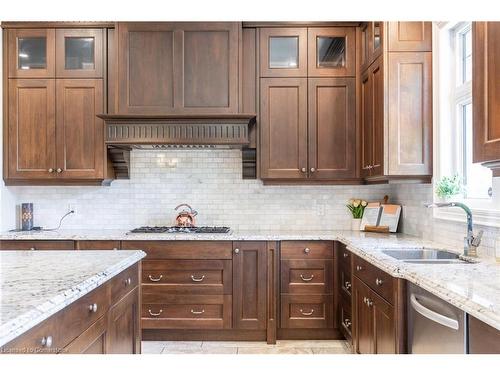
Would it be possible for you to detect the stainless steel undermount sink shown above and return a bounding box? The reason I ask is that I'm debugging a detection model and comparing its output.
[381,248,472,264]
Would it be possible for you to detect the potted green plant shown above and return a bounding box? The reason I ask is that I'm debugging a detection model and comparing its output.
[435,174,463,202]
[346,199,368,231]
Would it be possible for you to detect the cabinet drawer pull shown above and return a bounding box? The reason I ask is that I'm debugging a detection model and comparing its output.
[375,278,384,286]
[300,274,314,282]
[304,247,311,254]
[148,309,163,317]
[343,318,352,328]
[343,252,349,258]
[56,168,63,173]
[124,277,132,286]
[148,275,163,282]
[88,303,98,313]
[344,281,351,290]
[299,309,314,316]
[41,336,53,348]
[191,309,205,315]
[190,275,205,282]
[30,247,36,251]
[356,265,363,271]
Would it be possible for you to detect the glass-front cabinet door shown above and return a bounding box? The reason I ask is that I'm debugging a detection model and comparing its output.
[308,27,356,77]
[56,29,103,78]
[8,29,55,78]
[260,28,307,77]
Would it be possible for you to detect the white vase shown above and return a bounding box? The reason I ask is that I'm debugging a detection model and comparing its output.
[351,218,362,231]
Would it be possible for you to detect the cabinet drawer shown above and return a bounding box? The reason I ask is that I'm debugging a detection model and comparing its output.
[142,260,232,294]
[76,241,120,250]
[339,294,353,340]
[1,315,60,354]
[337,242,352,271]
[352,255,394,304]
[121,241,232,259]
[339,267,352,299]
[281,294,333,329]
[0,240,74,251]
[281,241,333,259]
[110,263,139,305]
[281,259,333,294]
[141,295,232,330]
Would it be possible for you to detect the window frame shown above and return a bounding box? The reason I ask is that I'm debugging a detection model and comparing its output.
[432,22,499,227]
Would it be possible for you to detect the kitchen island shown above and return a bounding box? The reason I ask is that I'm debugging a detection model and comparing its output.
[0,250,145,353]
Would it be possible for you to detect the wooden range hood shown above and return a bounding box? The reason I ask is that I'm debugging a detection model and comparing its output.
[98,113,256,180]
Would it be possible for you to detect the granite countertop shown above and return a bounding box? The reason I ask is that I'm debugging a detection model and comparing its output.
[1,228,500,332]
[0,250,146,347]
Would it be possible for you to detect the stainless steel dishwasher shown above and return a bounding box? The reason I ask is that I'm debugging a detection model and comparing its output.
[408,283,467,353]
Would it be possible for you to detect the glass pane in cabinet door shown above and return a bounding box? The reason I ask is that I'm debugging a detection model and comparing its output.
[65,37,95,70]
[373,22,381,50]
[269,36,299,68]
[18,37,47,70]
[317,36,345,68]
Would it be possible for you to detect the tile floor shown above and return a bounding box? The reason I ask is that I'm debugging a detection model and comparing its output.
[142,340,352,354]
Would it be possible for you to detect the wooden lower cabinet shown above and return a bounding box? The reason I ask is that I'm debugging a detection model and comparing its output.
[0,240,75,250]
[1,262,141,354]
[352,276,396,354]
[468,315,500,354]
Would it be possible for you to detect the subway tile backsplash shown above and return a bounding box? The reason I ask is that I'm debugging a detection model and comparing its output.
[2,150,395,232]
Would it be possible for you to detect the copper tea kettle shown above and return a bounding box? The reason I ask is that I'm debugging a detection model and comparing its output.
[174,204,198,227]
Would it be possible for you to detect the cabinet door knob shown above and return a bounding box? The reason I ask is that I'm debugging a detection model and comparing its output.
[41,336,53,348]
[304,247,310,254]
[124,277,132,286]
[356,265,363,271]
[88,303,98,313]
[343,252,349,258]
[48,168,54,173]
[367,299,373,307]
[310,167,316,173]
[56,168,63,173]
[344,318,352,328]
[29,247,36,251]
[375,278,383,286]
[234,248,240,254]
[345,281,351,290]
[301,167,307,173]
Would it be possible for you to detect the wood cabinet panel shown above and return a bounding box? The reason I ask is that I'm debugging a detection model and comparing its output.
[109,263,139,306]
[260,28,307,77]
[8,29,55,78]
[370,58,384,177]
[387,52,432,176]
[0,240,74,250]
[76,240,120,250]
[360,69,372,178]
[7,79,56,179]
[55,79,104,179]
[55,29,103,78]
[141,295,232,330]
[372,289,396,354]
[473,22,500,171]
[353,276,373,354]
[281,294,334,329]
[308,77,356,179]
[232,241,267,330]
[63,315,107,354]
[259,78,308,179]
[353,254,395,305]
[117,23,175,113]
[387,22,432,52]
[281,241,334,260]
[121,241,232,259]
[108,287,141,354]
[469,315,500,354]
[307,27,356,77]
[281,259,333,294]
[242,28,257,148]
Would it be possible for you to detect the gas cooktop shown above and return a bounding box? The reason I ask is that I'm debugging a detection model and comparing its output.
[128,226,231,234]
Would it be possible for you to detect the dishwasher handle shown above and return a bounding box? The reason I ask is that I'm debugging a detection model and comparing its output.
[410,294,459,330]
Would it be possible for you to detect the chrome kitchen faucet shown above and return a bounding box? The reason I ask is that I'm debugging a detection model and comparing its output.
[425,202,483,257]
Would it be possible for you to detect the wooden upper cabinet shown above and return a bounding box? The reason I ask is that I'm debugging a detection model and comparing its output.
[473,22,500,173]
[260,28,308,77]
[117,23,176,114]
[387,22,432,52]
[360,69,373,178]
[308,78,356,179]
[360,22,383,73]
[387,52,432,176]
[8,29,55,78]
[307,27,356,77]
[232,242,267,330]
[116,22,240,114]
[260,78,308,179]
[7,79,56,179]
[55,79,104,179]
[55,29,103,78]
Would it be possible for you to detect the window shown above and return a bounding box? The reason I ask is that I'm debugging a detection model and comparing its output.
[436,22,493,206]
